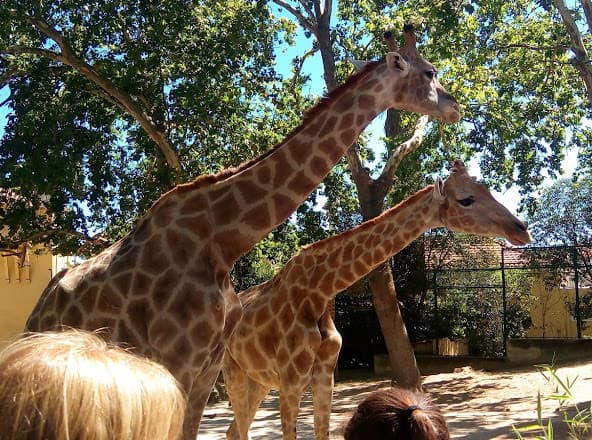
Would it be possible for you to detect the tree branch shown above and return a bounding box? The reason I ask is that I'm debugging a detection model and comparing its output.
[291,47,318,89]
[3,45,66,63]
[322,0,332,23]
[0,65,26,88]
[0,228,111,255]
[0,91,14,107]
[311,0,322,19]
[16,14,182,171]
[497,43,569,51]
[272,0,317,35]
[297,0,315,21]
[581,0,592,34]
[345,145,372,190]
[553,0,592,104]
[380,115,430,185]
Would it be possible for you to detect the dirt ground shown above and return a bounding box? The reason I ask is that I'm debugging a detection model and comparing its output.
[199,360,592,439]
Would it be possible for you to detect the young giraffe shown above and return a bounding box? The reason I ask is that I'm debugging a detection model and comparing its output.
[223,160,531,440]
[25,27,459,439]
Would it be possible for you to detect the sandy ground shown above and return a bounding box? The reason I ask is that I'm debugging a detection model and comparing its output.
[199,361,592,439]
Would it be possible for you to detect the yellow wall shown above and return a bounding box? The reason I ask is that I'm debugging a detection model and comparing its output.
[527,278,592,338]
[0,249,72,349]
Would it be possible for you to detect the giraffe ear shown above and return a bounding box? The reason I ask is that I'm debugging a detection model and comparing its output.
[386,52,409,76]
[433,177,446,202]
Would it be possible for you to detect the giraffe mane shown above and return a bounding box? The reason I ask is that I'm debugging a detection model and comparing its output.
[177,58,385,194]
[300,185,434,254]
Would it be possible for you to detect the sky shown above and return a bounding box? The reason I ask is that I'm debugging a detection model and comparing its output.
[0,86,8,138]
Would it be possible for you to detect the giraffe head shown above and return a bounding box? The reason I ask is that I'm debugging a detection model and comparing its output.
[433,160,531,245]
[383,25,460,123]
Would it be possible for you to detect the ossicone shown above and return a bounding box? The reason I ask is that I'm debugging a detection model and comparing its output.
[384,30,397,51]
[450,159,467,175]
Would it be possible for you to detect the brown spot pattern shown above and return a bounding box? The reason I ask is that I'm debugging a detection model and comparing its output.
[132,272,152,294]
[242,204,271,230]
[358,94,375,109]
[293,349,313,374]
[340,128,356,145]
[153,198,177,227]
[334,94,355,112]
[272,150,292,188]
[112,272,132,294]
[211,191,239,226]
[191,320,215,346]
[321,115,338,134]
[257,166,271,185]
[310,156,329,179]
[273,194,297,223]
[339,112,355,130]
[96,289,123,313]
[237,180,268,204]
[318,137,341,163]
[141,236,168,273]
[287,171,316,196]
[179,193,207,215]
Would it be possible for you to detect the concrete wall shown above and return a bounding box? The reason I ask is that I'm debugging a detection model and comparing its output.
[0,250,72,349]
[374,338,592,375]
[506,337,592,365]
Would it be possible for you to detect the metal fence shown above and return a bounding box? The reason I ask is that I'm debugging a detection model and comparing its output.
[425,244,591,357]
[335,243,591,367]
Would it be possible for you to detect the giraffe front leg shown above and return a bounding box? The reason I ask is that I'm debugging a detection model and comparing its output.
[224,355,253,440]
[186,363,222,440]
[312,312,343,440]
[279,391,301,440]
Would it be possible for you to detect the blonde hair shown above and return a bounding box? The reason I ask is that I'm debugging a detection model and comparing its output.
[0,330,186,440]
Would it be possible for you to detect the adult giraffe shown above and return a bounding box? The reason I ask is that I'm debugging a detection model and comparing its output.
[223,160,531,440]
[25,27,460,439]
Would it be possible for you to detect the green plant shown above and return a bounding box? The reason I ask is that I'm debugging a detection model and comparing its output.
[513,362,592,439]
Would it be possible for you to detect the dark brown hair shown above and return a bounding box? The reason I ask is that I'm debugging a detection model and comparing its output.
[344,387,449,440]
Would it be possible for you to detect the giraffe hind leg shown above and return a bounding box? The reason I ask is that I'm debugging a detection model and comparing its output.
[311,313,343,440]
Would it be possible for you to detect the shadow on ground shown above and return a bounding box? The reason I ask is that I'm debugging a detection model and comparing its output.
[199,361,592,439]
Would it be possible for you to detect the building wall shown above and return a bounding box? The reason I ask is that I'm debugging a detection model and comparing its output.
[527,278,591,338]
[0,249,72,349]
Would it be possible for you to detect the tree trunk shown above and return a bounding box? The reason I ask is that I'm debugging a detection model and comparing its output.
[367,262,421,389]
[355,169,422,390]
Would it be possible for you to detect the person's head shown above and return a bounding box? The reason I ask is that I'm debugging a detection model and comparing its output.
[0,329,186,440]
[344,387,449,440]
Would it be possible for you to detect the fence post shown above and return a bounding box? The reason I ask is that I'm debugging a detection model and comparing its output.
[433,268,439,355]
[572,246,582,339]
[501,245,508,357]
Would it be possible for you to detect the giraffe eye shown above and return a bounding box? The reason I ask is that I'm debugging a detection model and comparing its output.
[457,197,475,207]
[425,70,437,80]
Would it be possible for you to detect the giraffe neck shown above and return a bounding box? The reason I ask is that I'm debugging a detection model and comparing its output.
[202,60,406,269]
[280,186,439,312]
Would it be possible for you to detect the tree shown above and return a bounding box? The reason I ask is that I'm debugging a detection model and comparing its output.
[527,177,592,284]
[528,177,592,247]
[272,0,592,388]
[0,0,291,254]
